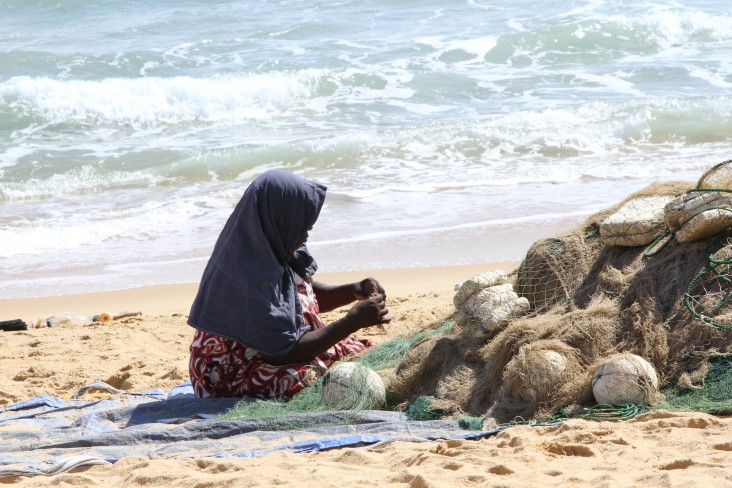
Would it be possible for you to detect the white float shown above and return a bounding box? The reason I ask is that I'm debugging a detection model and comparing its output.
[592,354,659,405]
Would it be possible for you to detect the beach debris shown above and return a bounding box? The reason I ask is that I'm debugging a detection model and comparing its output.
[43,316,70,327]
[4,311,145,330]
[1,311,144,333]
[92,311,142,323]
[321,362,385,410]
[599,196,674,247]
[591,354,660,406]
[93,312,113,323]
[27,315,78,328]
[28,320,50,329]
[1,317,64,330]
[0,319,29,332]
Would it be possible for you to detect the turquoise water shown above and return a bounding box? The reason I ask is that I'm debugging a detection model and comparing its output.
[1,0,732,297]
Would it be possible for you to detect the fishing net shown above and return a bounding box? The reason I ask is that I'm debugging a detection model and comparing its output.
[223,161,732,427]
[696,159,732,190]
[388,163,732,424]
[658,353,732,415]
[221,321,454,428]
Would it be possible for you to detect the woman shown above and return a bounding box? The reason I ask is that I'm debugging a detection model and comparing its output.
[187,169,391,399]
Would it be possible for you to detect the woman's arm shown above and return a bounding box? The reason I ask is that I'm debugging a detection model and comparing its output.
[262,294,390,365]
[313,278,386,312]
[311,282,358,312]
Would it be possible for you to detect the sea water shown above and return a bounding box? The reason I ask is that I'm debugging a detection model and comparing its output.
[1,0,732,298]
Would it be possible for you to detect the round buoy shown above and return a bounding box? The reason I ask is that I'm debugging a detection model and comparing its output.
[502,348,570,406]
[592,354,659,405]
[321,362,385,410]
[528,350,568,392]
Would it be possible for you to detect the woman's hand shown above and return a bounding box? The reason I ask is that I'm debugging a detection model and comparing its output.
[353,278,386,300]
[345,293,391,330]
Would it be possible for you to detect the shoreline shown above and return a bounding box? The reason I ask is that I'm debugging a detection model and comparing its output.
[0,262,520,322]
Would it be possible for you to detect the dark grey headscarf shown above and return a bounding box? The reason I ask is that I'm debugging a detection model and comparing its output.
[188,170,326,356]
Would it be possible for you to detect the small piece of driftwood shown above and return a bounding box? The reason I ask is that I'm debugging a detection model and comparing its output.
[92,311,142,322]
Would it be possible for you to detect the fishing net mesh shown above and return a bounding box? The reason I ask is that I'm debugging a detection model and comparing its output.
[659,353,732,415]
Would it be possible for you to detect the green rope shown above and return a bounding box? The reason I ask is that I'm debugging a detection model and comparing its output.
[685,188,732,194]
[684,251,732,329]
[580,403,647,421]
[643,228,674,257]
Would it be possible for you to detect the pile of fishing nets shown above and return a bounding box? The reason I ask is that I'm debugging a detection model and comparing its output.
[390,160,732,423]
[225,160,732,427]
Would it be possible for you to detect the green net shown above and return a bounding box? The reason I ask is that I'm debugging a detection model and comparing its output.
[218,378,325,424]
[403,395,446,421]
[357,320,454,371]
[657,354,732,415]
[220,320,455,427]
[684,245,732,329]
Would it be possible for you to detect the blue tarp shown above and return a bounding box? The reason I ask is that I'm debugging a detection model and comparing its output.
[0,382,502,477]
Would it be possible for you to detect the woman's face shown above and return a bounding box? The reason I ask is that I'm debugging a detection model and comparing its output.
[289,227,312,253]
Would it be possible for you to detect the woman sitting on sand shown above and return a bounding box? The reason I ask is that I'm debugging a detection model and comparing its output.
[187,169,391,399]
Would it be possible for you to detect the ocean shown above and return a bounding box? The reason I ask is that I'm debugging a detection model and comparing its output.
[1,0,732,298]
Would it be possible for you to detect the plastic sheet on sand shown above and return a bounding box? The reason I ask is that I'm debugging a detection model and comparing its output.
[0,382,501,478]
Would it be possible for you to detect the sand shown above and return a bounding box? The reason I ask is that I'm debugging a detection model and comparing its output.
[2,263,731,487]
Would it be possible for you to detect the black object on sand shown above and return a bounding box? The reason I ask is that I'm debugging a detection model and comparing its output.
[0,319,29,332]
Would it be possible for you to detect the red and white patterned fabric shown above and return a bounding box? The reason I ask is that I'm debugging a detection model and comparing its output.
[189,276,373,399]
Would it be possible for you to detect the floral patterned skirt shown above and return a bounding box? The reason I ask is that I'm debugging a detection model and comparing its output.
[189,329,373,399]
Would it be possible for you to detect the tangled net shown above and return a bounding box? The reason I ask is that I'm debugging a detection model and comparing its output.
[389,162,732,423]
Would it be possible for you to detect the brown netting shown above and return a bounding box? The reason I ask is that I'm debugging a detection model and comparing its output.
[389,177,732,423]
[696,159,732,190]
[490,339,585,420]
[388,333,485,414]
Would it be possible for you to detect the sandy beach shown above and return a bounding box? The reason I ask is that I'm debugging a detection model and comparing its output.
[4,0,732,485]
[1,262,732,487]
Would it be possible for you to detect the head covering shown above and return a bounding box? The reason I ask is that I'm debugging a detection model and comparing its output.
[188,169,327,356]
